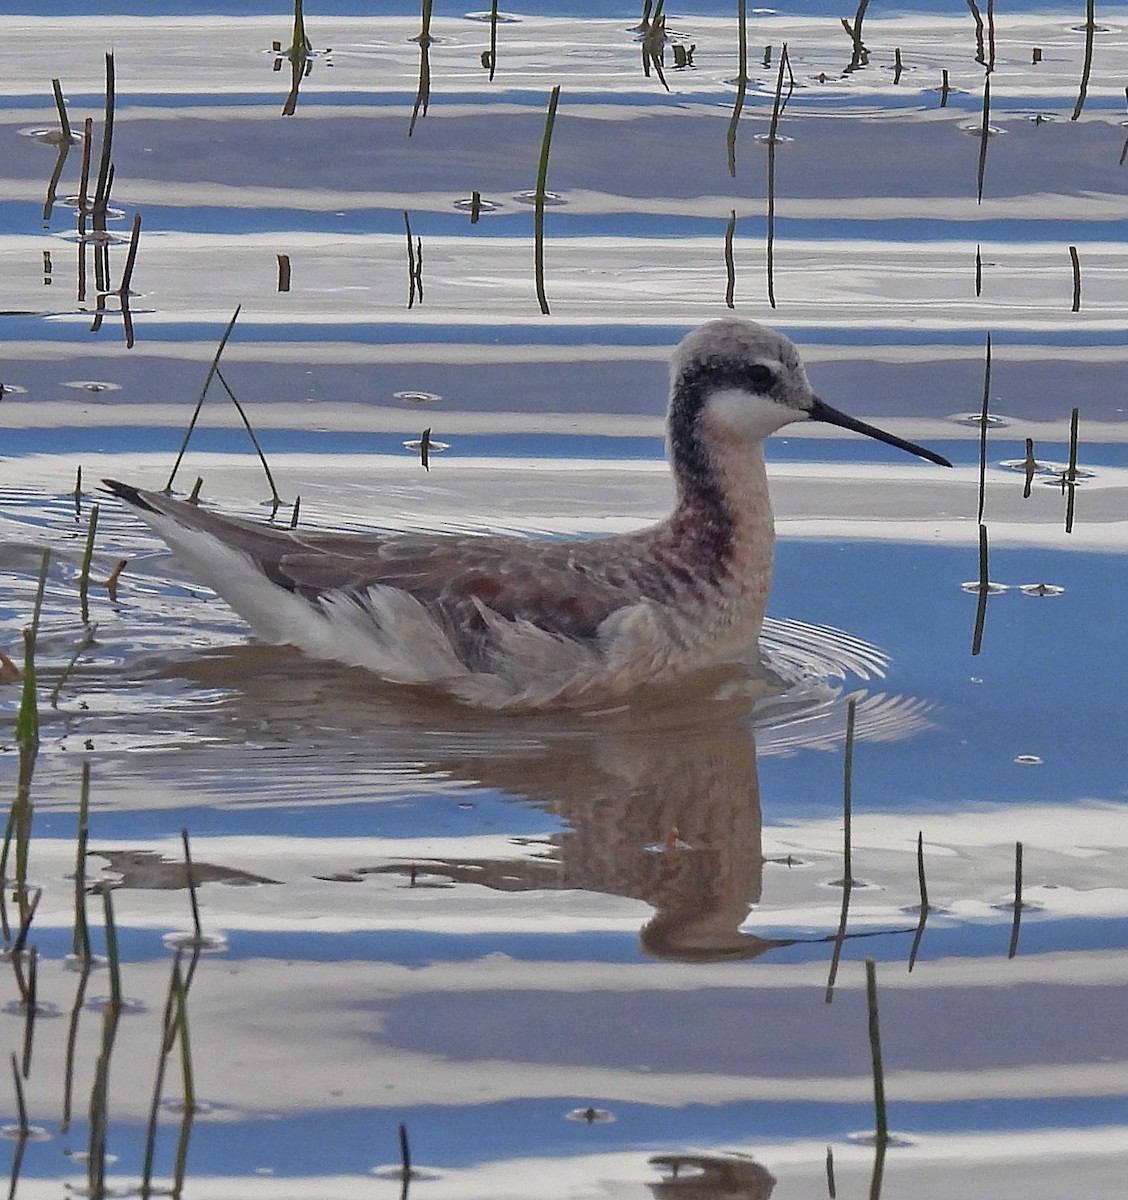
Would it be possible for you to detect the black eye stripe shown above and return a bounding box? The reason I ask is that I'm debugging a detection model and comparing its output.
[746,364,776,392]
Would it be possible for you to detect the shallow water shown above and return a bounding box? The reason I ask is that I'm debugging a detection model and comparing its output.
[2,3,1128,1197]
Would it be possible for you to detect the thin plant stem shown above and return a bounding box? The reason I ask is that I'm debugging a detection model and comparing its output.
[1072,0,1096,120]
[724,210,737,308]
[214,367,282,505]
[726,0,748,177]
[1065,406,1080,533]
[52,78,72,143]
[977,334,991,523]
[765,43,794,308]
[181,829,203,943]
[1069,244,1081,311]
[534,85,561,316]
[971,523,989,655]
[93,53,115,217]
[79,503,99,624]
[842,696,856,887]
[976,74,991,203]
[73,763,92,959]
[165,306,242,493]
[865,957,888,1145]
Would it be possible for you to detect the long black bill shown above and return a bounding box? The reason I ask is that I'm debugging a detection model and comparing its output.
[808,397,952,468]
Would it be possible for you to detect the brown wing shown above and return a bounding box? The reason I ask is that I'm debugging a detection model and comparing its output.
[104,481,642,665]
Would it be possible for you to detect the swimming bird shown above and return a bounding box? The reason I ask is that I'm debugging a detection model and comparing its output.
[104,318,950,709]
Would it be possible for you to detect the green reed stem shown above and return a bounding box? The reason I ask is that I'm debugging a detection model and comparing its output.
[971,522,989,655]
[102,888,122,1015]
[52,78,72,143]
[765,43,794,309]
[724,210,737,308]
[92,53,115,216]
[1065,407,1080,533]
[842,695,856,887]
[976,73,991,203]
[488,0,499,80]
[213,367,282,506]
[10,1052,29,1133]
[865,957,888,1144]
[73,763,92,959]
[181,828,203,943]
[977,333,991,523]
[1072,0,1095,120]
[166,306,241,493]
[534,85,561,316]
[79,503,99,624]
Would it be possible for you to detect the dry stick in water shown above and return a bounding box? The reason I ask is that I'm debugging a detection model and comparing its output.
[52,77,73,143]
[940,68,950,107]
[534,85,561,316]
[166,306,242,493]
[20,946,39,1079]
[1072,0,1096,120]
[399,1121,412,1179]
[73,465,83,518]
[825,1145,837,1198]
[975,244,982,296]
[420,427,432,472]
[724,210,737,308]
[842,696,857,886]
[61,958,92,1132]
[1022,437,1037,499]
[726,0,748,178]
[1065,406,1080,533]
[765,43,794,309]
[976,333,991,523]
[1007,840,1024,958]
[1069,244,1081,312]
[10,1052,29,1134]
[841,0,869,71]
[119,213,142,347]
[971,523,990,655]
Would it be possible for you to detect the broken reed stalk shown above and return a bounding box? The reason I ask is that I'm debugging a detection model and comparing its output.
[825,1145,836,1198]
[1069,244,1081,312]
[181,828,203,943]
[79,502,99,624]
[975,244,982,296]
[976,73,991,203]
[165,306,242,493]
[864,957,889,1145]
[726,0,748,177]
[977,333,991,523]
[940,68,950,106]
[765,43,794,309]
[213,368,282,506]
[1065,406,1080,533]
[971,523,989,655]
[1072,0,1095,120]
[724,209,737,308]
[824,877,852,1003]
[73,762,92,960]
[403,212,423,307]
[842,695,856,887]
[92,53,115,220]
[408,0,433,134]
[534,85,561,316]
[842,0,869,70]
[290,495,301,528]
[52,78,72,144]
[419,427,432,471]
[488,0,499,81]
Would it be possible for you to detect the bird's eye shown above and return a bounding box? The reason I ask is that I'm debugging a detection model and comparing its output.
[746,365,776,392]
